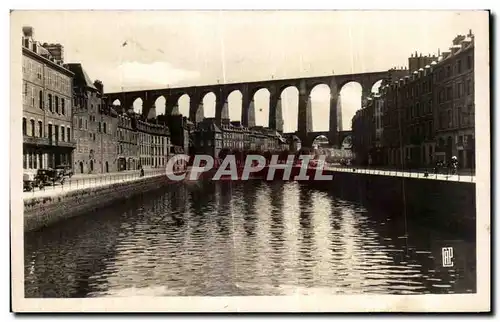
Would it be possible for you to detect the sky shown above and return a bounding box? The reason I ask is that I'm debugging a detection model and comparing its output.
[12,10,485,132]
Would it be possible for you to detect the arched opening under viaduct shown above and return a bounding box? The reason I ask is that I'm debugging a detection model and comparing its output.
[202,92,216,118]
[177,94,190,117]
[312,134,330,148]
[227,90,242,122]
[253,88,270,127]
[154,96,166,115]
[280,86,298,133]
[310,84,330,132]
[371,79,384,94]
[132,97,143,115]
[341,135,353,150]
[339,81,362,131]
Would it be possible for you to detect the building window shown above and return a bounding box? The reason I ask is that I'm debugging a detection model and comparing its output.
[466,79,472,95]
[61,126,65,141]
[38,121,43,137]
[38,90,43,109]
[67,127,71,142]
[30,119,35,136]
[103,122,107,134]
[61,99,65,115]
[22,118,27,135]
[457,60,462,74]
[467,55,472,69]
[98,122,101,132]
[48,94,53,112]
[55,125,59,142]
[446,87,452,101]
[31,87,35,107]
[23,82,28,104]
[446,65,451,78]
[55,96,59,114]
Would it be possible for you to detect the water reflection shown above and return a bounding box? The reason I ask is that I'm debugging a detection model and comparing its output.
[25,181,476,297]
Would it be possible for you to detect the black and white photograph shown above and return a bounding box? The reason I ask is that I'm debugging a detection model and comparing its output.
[10,9,490,312]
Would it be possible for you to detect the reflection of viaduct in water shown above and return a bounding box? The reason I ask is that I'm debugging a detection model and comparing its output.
[269,182,285,250]
[242,181,259,238]
[105,70,406,147]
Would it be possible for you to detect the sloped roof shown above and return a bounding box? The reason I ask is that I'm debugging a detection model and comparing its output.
[212,123,221,133]
[65,63,97,90]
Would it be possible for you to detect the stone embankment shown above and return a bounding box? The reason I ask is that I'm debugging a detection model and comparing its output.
[24,173,171,232]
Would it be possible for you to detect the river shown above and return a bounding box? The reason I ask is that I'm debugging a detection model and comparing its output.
[24,180,476,297]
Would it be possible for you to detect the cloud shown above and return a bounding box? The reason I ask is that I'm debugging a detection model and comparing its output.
[116,61,200,90]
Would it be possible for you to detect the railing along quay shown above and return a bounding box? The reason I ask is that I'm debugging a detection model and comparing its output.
[324,165,476,183]
[23,169,168,199]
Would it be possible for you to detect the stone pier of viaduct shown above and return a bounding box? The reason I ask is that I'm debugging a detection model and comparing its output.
[105,69,407,147]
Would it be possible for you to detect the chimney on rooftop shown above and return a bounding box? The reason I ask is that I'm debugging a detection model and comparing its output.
[42,43,65,64]
[22,26,34,38]
[94,80,104,94]
[453,35,466,45]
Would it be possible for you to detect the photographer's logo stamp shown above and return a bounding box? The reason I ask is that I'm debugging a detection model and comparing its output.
[441,247,454,267]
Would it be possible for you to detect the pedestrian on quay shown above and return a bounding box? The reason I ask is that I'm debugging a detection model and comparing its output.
[434,159,443,174]
[450,156,459,175]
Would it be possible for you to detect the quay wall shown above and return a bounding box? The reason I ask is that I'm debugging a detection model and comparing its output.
[24,175,169,232]
[308,170,476,237]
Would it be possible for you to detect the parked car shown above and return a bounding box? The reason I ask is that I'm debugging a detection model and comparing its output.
[36,168,66,187]
[55,165,73,178]
[23,170,38,192]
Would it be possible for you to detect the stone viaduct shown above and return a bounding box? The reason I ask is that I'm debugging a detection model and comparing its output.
[105,69,407,147]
